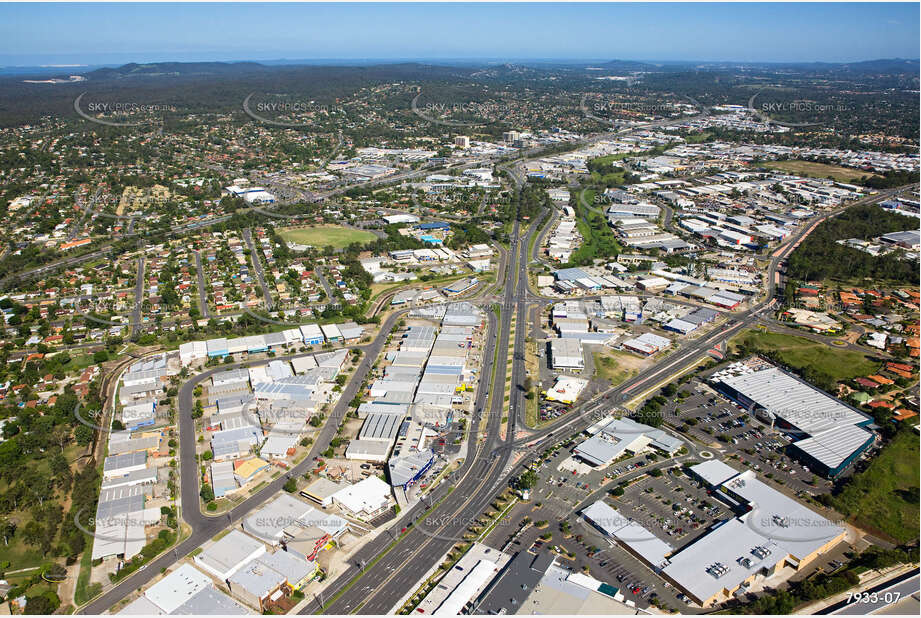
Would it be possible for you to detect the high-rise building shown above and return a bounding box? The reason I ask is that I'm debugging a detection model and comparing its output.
[455,135,470,148]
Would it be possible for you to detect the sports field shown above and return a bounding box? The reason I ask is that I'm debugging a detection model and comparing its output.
[278,225,377,248]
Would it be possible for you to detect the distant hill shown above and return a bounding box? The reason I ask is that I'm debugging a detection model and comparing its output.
[0,57,915,128]
[0,60,474,127]
[762,58,918,75]
[70,58,921,82]
[591,59,663,72]
[585,58,919,76]
[84,61,268,80]
[830,58,919,74]
[740,58,919,75]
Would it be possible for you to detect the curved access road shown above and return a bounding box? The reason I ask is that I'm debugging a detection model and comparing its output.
[79,309,406,614]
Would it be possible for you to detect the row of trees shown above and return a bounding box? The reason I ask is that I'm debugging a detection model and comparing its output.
[738,544,920,614]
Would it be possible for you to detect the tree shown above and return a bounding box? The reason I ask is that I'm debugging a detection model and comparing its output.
[0,519,15,545]
[75,424,94,446]
[199,485,214,503]
[284,478,297,493]
[21,520,45,548]
[50,453,72,485]
[93,350,109,364]
[518,469,538,490]
[44,563,67,581]
[24,591,60,615]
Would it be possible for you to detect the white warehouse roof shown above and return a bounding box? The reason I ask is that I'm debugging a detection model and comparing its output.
[194,529,266,580]
[144,564,212,614]
[332,476,391,516]
[716,366,868,435]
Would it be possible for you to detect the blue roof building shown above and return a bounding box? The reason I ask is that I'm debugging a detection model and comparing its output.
[417,221,450,231]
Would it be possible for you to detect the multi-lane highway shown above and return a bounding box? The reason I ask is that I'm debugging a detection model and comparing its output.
[243,227,275,311]
[74,121,912,614]
[130,254,146,338]
[316,219,532,614]
[192,250,211,318]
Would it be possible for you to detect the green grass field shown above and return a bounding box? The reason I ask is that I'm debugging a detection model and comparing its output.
[762,160,878,184]
[593,349,639,387]
[730,330,878,383]
[74,545,101,606]
[831,430,920,543]
[591,152,631,166]
[684,131,713,144]
[278,225,377,249]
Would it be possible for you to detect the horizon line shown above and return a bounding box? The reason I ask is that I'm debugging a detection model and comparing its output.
[2,56,919,69]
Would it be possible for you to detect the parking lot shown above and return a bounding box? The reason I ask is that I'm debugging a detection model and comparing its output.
[482,499,678,611]
[476,371,863,614]
[573,521,703,613]
[536,400,575,423]
[478,432,701,611]
[610,467,731,548]
[664,380,836,500]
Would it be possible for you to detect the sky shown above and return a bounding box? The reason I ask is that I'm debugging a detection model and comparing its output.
[0,2,918,66]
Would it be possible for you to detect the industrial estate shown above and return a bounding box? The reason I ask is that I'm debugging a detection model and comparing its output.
[0,4,918,617]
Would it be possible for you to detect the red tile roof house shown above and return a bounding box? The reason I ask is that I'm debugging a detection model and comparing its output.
[854,377,879,389]
[893,409,918,422]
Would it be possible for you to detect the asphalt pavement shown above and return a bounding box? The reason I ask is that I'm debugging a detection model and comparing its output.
[193,250,210,318]
[75,137,909,615]
[130,254,145,338]
[79,309,407,614]
[243,227,274,311]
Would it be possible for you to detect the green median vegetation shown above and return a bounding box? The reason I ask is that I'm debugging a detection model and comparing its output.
[564,189,621,266]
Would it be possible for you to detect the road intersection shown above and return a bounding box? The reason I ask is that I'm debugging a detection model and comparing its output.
[76,120,910,614]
